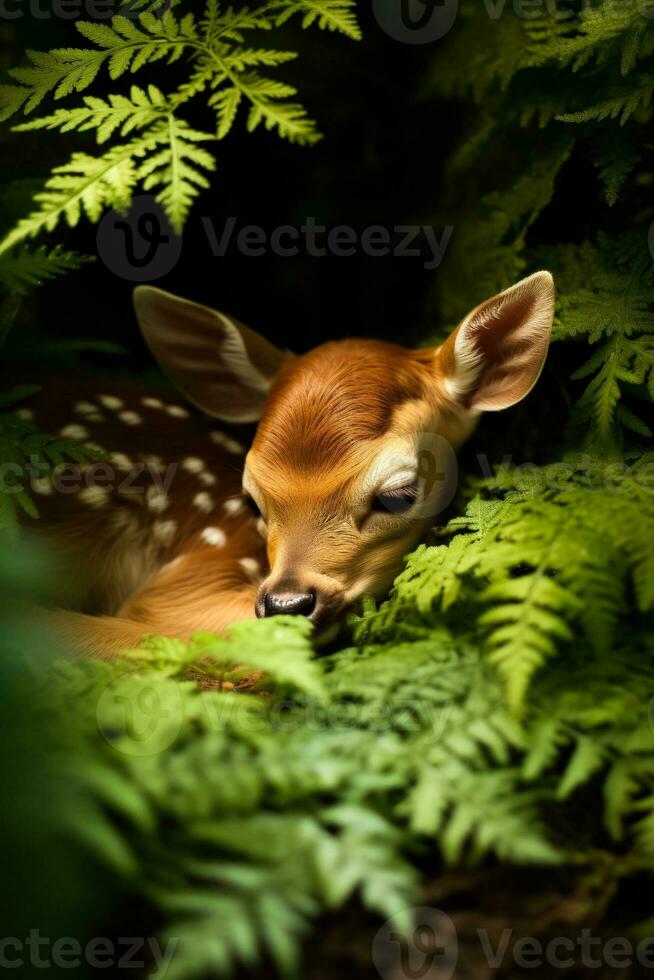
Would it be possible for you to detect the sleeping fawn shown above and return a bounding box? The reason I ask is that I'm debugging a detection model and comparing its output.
[15,271,554,659]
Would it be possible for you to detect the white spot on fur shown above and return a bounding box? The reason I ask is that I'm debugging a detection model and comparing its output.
[201,526,227,547]
[198,471,217,487]
[111,452,132,470]
[182,457,205,474]
[15,408,34,421]
[32,477,53,495]
[146,486,168,513]
[193,492,213,513]
[84,442,105,453]
[118,411,142,426]
[166,405,189,419]
[99,395,123,410]
[239,557,261,581]
[142,397,164,409]
[210,431,245,455]
[223,497,245,516]
[109,510,138,532]
[153,520,177,544]
[79,486,110,508]
[60,424,88,440]
[75,401,101,417]
[143,454,163,471]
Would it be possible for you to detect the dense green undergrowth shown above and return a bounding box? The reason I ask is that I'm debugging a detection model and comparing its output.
[1,0,654,976]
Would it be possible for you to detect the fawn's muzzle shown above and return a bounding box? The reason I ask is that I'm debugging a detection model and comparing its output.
[258,591,316,618]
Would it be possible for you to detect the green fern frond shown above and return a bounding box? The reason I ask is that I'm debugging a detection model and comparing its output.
[480,574,580,715]
[0,2,356,251]
[0,140,149,254]
[592,128,640,205]
[271,0,362,40]
[557,76,654,125]
[137,117,216,231]
[2,14,196,121]
[0,245,91,295]
[13,85,168,143]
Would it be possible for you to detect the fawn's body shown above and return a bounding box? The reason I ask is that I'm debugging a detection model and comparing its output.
[16,272,556,658]
[17,378,264,656]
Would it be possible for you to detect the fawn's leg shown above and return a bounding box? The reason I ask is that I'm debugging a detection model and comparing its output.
[35,552,259,660]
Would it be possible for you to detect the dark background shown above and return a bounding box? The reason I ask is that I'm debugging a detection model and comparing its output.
[0,2,608,462]
[0,4,461,371]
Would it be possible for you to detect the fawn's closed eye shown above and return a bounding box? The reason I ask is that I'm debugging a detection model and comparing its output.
[372,482,419,514]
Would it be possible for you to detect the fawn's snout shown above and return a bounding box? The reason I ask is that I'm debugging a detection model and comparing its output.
[258,591,316,618]
[255,566,346,630]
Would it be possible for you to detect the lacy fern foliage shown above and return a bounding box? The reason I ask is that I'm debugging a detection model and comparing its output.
[0,1,359,251]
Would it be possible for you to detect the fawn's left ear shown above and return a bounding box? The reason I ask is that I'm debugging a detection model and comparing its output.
[436,271,555,412]
[133,286,289,422]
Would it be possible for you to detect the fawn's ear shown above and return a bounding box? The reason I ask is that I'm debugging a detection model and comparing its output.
[133,286,288,422]
[436,271,555,412]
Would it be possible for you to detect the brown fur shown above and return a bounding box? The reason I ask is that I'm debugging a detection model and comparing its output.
[15,272,554,658]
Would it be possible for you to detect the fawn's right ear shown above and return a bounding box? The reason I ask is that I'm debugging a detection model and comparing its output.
[133,286,289,422]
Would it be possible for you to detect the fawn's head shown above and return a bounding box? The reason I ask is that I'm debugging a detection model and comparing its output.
[134,271,554,637]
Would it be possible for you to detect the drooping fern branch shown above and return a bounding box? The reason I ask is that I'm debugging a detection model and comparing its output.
[552,233,654,439]
[428,1,654,443]
[0,1,360,253]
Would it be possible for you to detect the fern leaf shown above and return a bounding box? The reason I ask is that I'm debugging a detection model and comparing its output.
[210,85,243,139]
[0,246,91,295]
[241,74,321,144]
[557,737,606,800]
[13,85,167,143]
[137,118,216,232]
[480,574,579,715]
[0,141,151,254]
[3,13,197,120]
[271,0,362,40]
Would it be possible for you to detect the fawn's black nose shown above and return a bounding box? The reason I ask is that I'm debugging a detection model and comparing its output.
[261,592,316,618]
